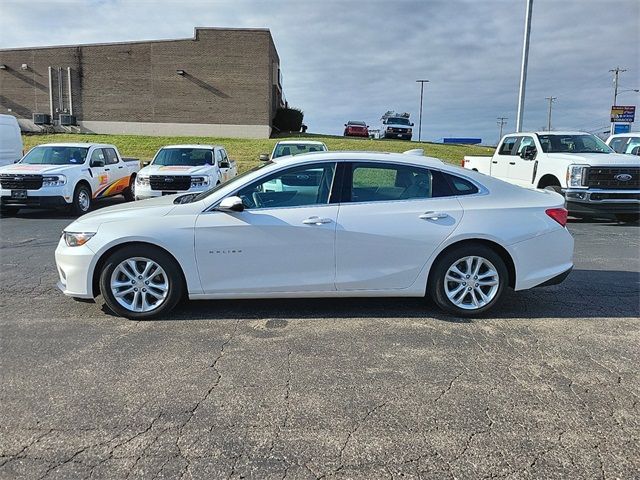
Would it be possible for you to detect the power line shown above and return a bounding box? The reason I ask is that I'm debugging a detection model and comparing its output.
[545,96,557,131]
[497,117,508,140]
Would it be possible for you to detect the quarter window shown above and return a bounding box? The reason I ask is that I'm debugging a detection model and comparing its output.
[236,162,336,209]
[441,173,479,195]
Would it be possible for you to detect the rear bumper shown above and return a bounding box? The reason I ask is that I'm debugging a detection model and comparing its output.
[564,188,640,216]
[535,266,573,287]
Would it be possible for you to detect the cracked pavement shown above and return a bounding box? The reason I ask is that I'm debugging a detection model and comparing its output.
[1,205,639,479]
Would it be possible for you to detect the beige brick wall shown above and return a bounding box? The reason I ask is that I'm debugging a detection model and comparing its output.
[0,28,279,137]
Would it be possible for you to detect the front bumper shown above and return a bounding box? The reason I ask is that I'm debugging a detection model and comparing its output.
[564,188,640,216]
[55,236,96,298]
[1,194,70,208]
[135,183,209,200]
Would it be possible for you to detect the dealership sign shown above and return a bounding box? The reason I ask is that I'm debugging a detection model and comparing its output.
[610,105,635,123]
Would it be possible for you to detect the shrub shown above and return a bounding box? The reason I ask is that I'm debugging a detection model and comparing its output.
[273,107,304,132]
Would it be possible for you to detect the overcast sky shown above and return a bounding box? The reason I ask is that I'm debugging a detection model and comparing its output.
[1,0,638,143]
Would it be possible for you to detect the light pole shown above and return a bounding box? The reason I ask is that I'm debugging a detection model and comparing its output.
[416,79,429,142]
[545,96,556,131]
[516,0,534,132]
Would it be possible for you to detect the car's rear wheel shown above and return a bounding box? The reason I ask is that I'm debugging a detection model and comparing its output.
[99,246,184,320]
[429,244,508,317]
[122,175,136,201]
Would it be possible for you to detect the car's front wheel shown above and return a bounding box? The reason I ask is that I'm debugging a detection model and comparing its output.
[71,183,92,215]
[429,244,508,317]
[99,245,184,319]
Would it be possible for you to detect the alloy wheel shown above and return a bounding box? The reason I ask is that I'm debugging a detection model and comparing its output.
[110,257,169,312]
[443,256,500,310]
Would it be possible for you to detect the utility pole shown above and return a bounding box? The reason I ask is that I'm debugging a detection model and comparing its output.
[610,67,627,135]
[416,79,429,142]
[545,96,556,131]
[497,117,508,141]
[516,0,534,132]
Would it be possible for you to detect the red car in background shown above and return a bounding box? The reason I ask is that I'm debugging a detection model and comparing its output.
[344,120,369,138]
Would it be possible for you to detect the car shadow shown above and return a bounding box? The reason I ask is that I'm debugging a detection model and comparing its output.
[1,197,127,220]
[105,268,639,323]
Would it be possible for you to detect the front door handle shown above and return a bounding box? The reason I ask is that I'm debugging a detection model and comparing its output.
[509,161,516,165]
[419,211,448,220]
[303,216,332,225]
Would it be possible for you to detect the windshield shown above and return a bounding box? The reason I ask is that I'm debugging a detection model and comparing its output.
[386,117,410,125]
[272,143,327,159]
[537,134,613,154]
[181,162,274,203]
[153,148,214,166]
[21,146,89,165]
[348,121,366,126]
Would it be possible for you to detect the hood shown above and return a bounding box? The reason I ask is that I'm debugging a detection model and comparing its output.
[139,164,215,176]
[66,195,181,231]
[548,152,640,166]
[0,163,85,175]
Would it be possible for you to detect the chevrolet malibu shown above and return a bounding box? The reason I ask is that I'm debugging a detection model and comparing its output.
[55,152,574,319]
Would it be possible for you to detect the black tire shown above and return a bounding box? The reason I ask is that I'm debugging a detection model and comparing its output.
[0,205,20,216]
[543,185,562,194]
[99,245,184,320]
[71,183,92,216]
[428,243,509,317]
[615,213,640,223]
[122,176,136,202]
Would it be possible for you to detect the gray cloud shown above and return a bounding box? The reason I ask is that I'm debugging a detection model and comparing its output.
[1,0,638,144]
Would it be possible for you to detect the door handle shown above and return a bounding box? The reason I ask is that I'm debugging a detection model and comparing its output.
[491,160,498,164]
[509,161,516,165]
[303,216,332,225]
[419,211,448,220]
[104,168,110,171]
[118,166,123,169]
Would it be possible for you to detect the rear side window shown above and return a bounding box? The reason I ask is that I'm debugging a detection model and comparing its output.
[348,163,434,202]
[499,137,518,155]
[104,148,119,165]
[442,173,479,195]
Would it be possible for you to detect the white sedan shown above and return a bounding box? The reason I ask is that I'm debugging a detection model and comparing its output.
[55,152,574,319]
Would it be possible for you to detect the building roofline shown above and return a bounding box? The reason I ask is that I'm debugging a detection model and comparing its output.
[0,27,272,52]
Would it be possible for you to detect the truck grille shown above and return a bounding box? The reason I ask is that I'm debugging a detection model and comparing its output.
[0,174,43,190]
[390,127,408,133]
[149,175,191,191]
[585,167,640,189]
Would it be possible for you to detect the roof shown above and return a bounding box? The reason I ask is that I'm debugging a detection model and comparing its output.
[275,140,327,145]
[32,143,115,148]
[159,144,222,149]
[608,132,640,138]
[270,151,445,169]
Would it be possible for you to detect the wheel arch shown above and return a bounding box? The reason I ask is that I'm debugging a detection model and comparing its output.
[427,238,516,290]
[91,241,188,298]
[74,178,92,194]
[536,174,561,189]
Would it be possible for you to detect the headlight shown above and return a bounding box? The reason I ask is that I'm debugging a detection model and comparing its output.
[136,176,150,186]
[63,231,96,247]
[386,127,393,132]
[190,176,211,188]
[408,128,412,134]
[566,164,588,188]
[42,175,66,187]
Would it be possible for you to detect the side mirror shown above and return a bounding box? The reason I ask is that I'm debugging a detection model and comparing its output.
[259,153,270,161]
[366,125,370,128]
[519,145,537,160]
[217,196,244,212]
[219,161,230,169]
[141,159,151,167]
[631,146,640,156]
[410,122,414,126]
[13,159,20,163]
[344,124,347,127]
[91,159,105,168]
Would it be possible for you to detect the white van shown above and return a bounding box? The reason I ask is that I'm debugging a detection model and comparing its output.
[0,115,23,166]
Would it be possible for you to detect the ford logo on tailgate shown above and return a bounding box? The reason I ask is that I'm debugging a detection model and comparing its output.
[614,174,632,182]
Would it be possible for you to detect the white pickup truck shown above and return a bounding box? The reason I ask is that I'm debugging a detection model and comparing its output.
[135,145,237,200]
[0,143,139,215]
[463,132,640,222]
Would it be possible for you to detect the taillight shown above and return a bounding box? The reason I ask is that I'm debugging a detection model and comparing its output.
[461,158,466,167]
[546,208,568,227]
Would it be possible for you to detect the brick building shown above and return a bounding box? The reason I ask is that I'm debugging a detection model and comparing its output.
[0,28,285,138]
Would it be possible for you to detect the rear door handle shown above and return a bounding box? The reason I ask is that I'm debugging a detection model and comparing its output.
[491,160,498,164]
[104,168,110,171]
[303,216,332,225]
[118,166,123,169]
[419,211,448,220]
[509,161,516,165]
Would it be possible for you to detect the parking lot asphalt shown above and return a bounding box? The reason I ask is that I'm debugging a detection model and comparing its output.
[1,201,639,480]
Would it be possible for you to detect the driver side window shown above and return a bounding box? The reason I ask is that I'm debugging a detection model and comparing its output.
[236,163,336,210]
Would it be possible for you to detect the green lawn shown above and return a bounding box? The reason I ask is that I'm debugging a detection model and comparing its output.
[22,133,494,173]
